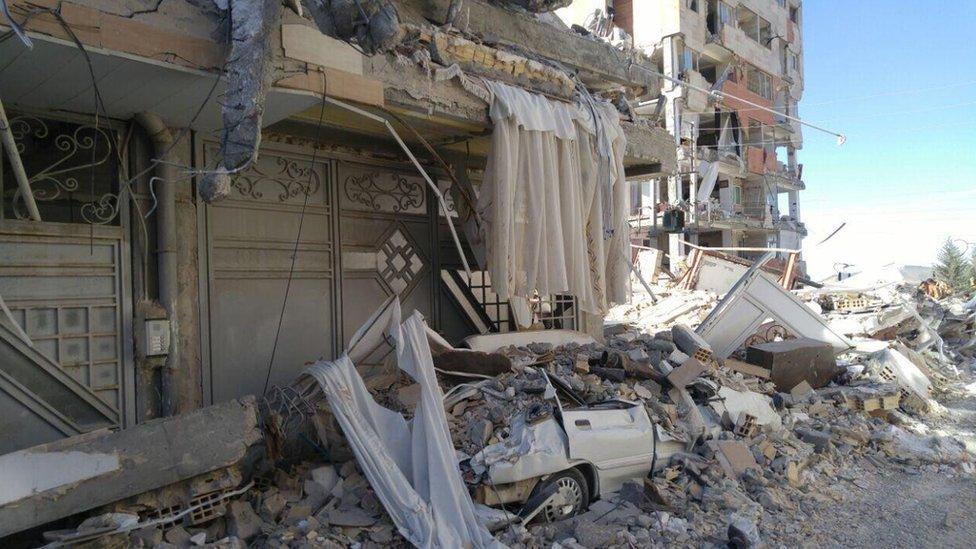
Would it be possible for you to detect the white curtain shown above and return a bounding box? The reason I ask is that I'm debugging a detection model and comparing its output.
[477,81,629,325]
[306,298,503,548]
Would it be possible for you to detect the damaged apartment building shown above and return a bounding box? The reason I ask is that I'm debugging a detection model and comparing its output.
[0,0,675,452]
[562,0,807,267]
[3,3,976,548]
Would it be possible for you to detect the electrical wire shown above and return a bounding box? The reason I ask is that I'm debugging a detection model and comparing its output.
[736,78,976,114]
[2,3,226,288]
[815,222,846,245]
[262,72,328,396]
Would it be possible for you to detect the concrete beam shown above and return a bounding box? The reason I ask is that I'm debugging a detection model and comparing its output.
[0,397,262,537]
[402,0,658,90]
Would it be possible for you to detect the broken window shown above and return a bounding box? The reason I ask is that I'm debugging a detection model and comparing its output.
[790,5,800,24]
[447,270,578,332]
[736,6,772,48]
[746,66,773,100]
[736,6,759,41]
[454,270,514,332]
[532,294,578,330]
[789,52,800,72]
[699,59,719,84]
[718,1,735,27]
[680,45,701,73]
[1,112,120,225]
[686,0,700,13]
[759,18,773,46]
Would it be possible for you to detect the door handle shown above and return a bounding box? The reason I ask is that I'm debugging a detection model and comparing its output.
[574,419,591,429]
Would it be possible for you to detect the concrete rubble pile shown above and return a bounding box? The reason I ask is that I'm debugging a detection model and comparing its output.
[5,263,975,548]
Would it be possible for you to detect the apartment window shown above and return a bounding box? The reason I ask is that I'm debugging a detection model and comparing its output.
[759,18,773,46]
[686,0,699,13]
[736,6,773,48]
[680,45,701,73]
[777,0,786,7]
[1,112,120,224]
[732,185,742,205]
[737,6,759,40]
[718,1,735,27]
[789,51,800,71]
[746,66,772,100]
[790,5,800,24]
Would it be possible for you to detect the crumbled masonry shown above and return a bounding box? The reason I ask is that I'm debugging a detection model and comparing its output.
[16,263,974,548]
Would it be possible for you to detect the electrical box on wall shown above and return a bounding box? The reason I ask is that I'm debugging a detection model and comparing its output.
[144,319,170,357]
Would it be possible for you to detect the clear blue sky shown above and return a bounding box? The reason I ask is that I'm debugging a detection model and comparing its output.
[797,1,976,279]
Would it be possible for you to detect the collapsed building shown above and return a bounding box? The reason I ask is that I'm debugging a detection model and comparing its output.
[562,0,809,266]
[1,1,975,548]
[0,0,675,445]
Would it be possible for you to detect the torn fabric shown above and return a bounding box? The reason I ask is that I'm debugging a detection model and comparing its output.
[305,298,502,548]
[696,160,719,203]
[477,81,630,324]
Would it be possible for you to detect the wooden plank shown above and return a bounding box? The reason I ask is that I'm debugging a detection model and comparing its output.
[281,24,364,76]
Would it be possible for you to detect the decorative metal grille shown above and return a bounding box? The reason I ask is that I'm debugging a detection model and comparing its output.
[451,270,578,332]
[458,270,513,333]
[0,113,120,224]
[530,293,578,331]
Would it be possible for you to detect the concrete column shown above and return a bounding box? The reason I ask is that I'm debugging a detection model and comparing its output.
[661,35,686,266]
[721,229,733,247]
[788,189,800,220]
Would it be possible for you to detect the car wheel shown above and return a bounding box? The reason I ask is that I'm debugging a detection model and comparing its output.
[535,468,589,523]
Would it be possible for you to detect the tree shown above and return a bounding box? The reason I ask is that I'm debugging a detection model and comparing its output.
[934,238,969,293]
[971,247,976,290]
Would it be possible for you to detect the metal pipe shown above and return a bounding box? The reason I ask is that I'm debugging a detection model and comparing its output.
[678,239,799,254]
[322,96,473,278]
[134,112,180,417]
[0,98,41,221]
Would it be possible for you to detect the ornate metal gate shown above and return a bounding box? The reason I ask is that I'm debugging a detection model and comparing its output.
[0,112,133,453]
[199,144,339,403]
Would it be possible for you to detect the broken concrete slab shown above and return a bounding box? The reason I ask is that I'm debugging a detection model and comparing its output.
[0,397,262,537]
[709,440,760,478]
[226,501,262,541]
[461,329,595,353]
[709,387,782,432]
[666,357,708,388]
[745,338,839,392]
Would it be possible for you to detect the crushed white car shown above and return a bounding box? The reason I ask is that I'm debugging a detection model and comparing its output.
[463,372,678,522]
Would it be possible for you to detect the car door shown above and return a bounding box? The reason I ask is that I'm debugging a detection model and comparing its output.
[560,403,655,496]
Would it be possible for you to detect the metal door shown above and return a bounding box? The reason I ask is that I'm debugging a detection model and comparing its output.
[336,161,436,349]
[0,113,133,453]
[201,144,338,403]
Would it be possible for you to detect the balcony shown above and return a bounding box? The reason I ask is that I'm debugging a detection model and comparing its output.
[768,162,805,190]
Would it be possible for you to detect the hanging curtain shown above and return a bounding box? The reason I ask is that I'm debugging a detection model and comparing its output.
[477,81,630,326]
